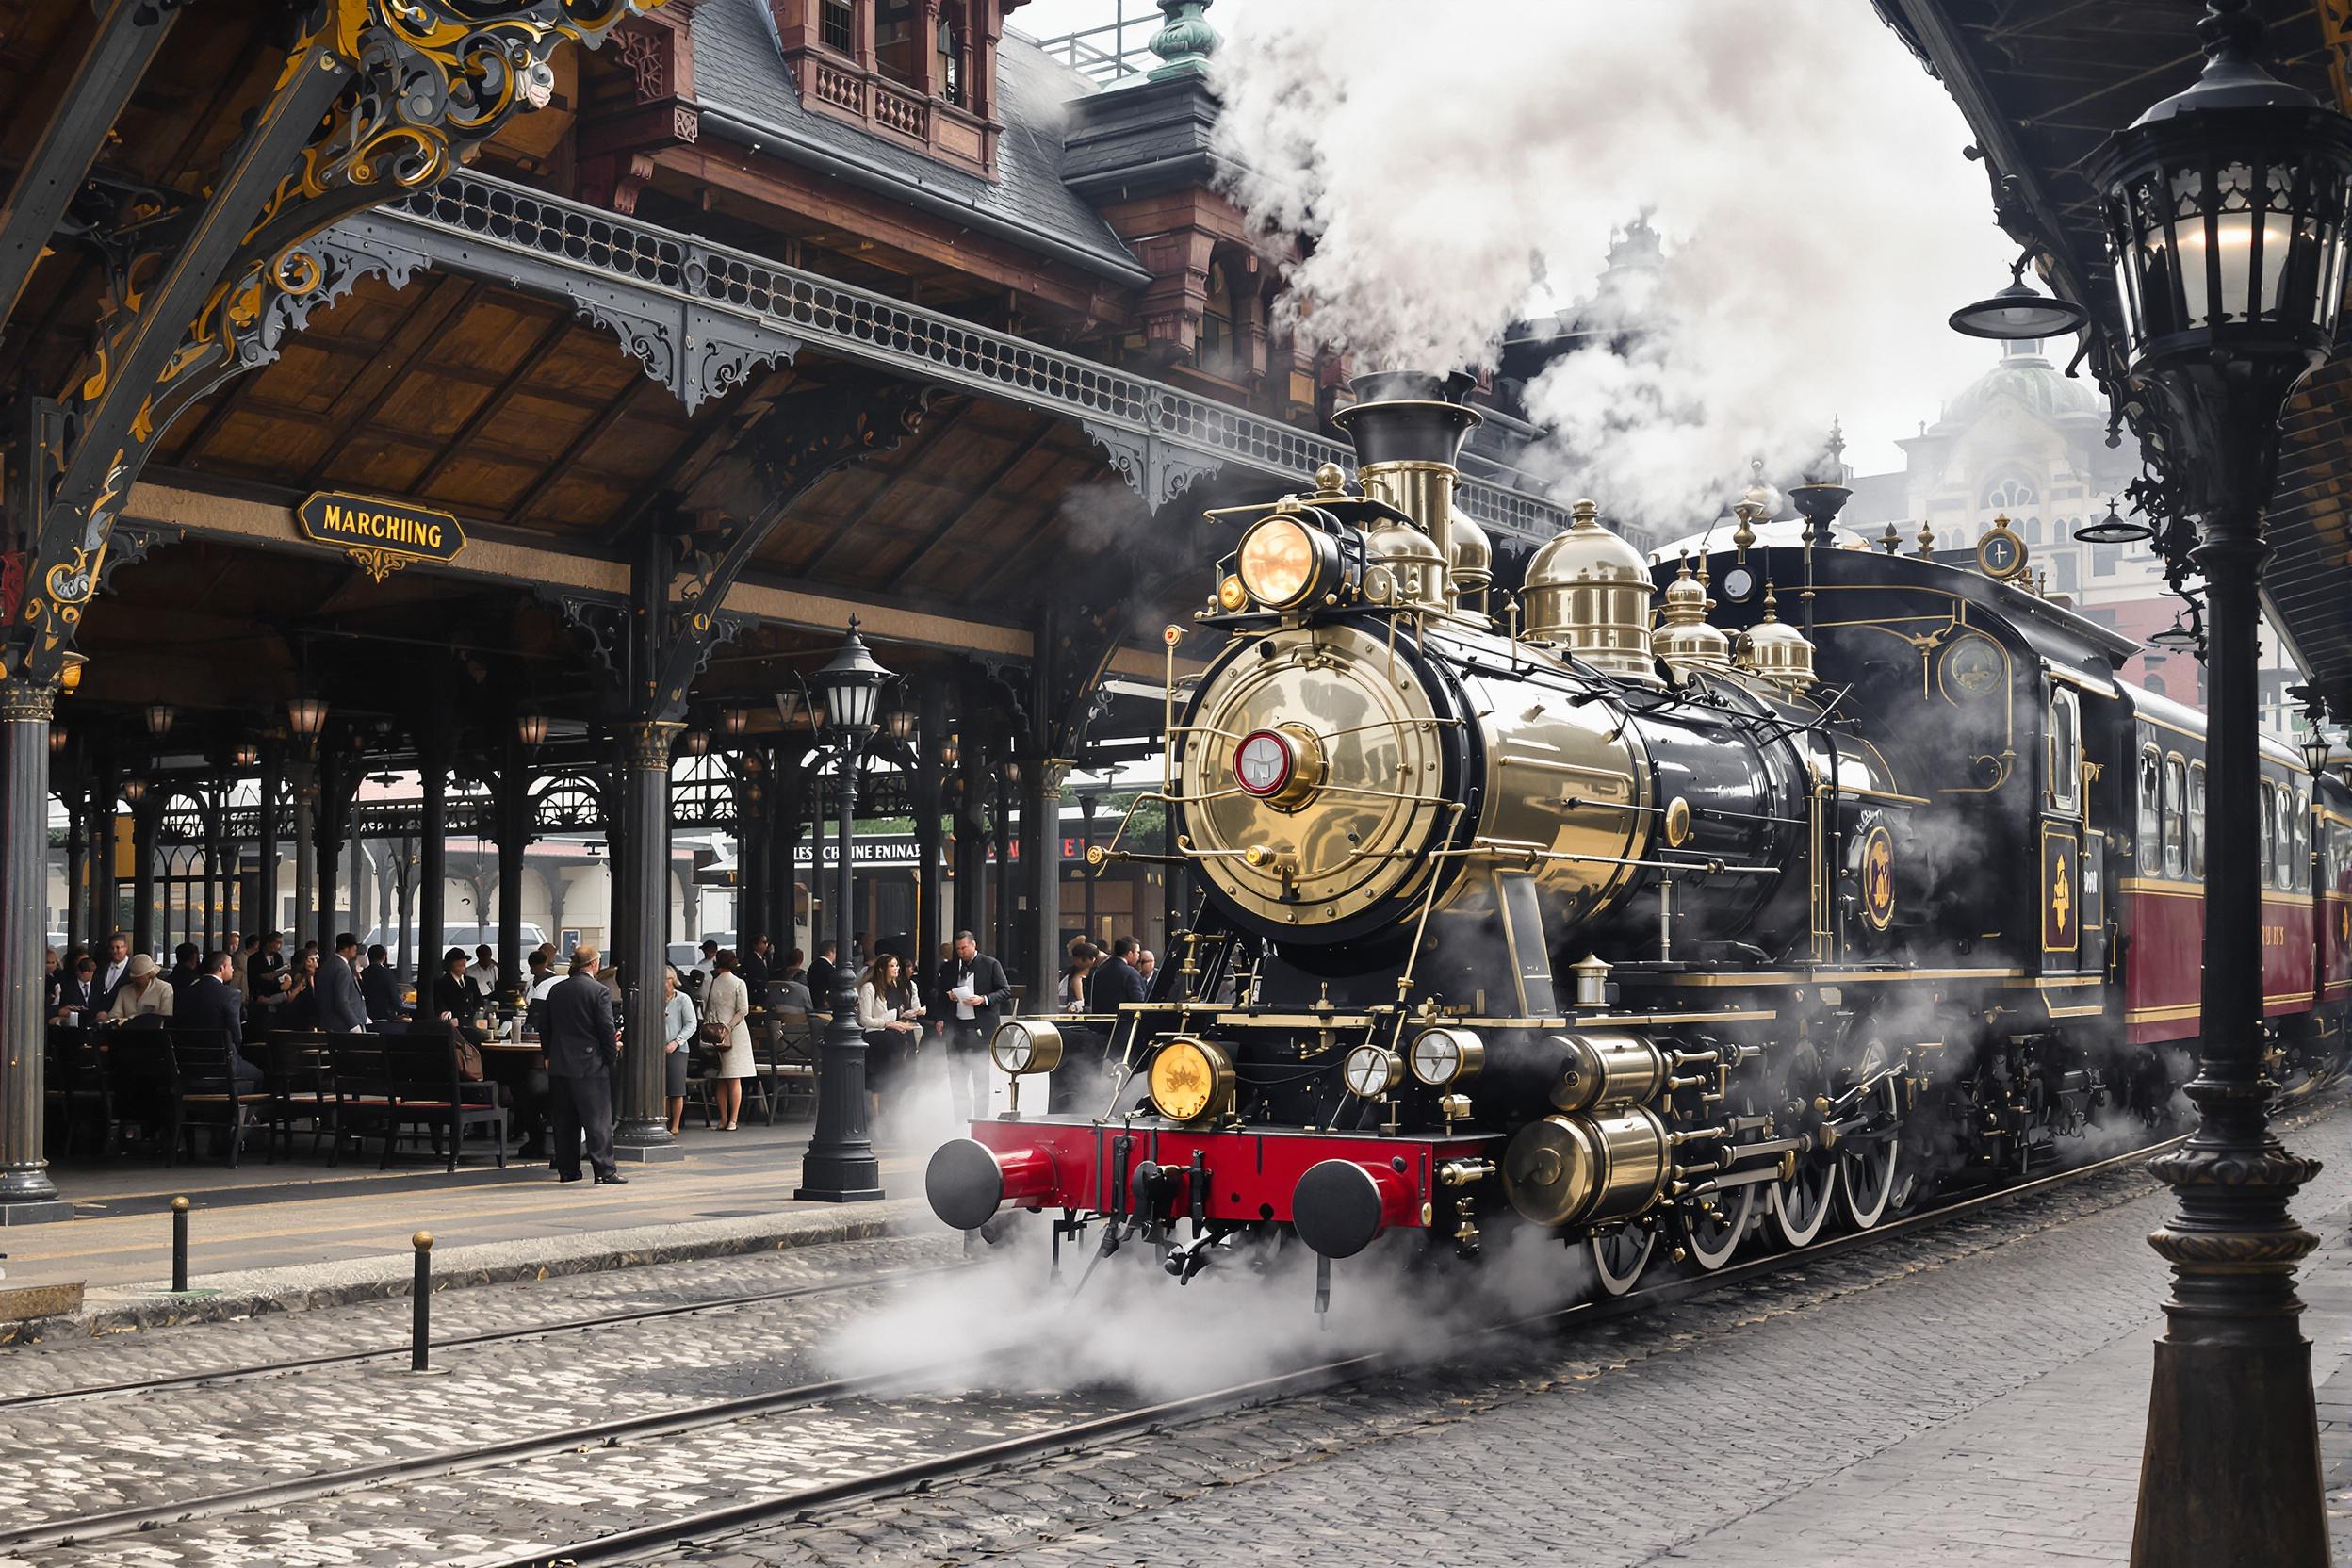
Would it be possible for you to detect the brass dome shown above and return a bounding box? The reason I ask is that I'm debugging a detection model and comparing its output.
[1655,552,1732,677]
[1363,513,1451,612]
[1522,498,1659,683]
[1733,581,1816,695]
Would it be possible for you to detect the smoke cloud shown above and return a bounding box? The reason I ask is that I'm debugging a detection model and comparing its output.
[1210,1,2021,526]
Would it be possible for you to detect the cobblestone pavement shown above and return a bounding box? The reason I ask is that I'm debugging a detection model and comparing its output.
[4,1096,2347,1568]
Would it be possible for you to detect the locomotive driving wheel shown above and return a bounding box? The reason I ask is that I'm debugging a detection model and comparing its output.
[1834,1041,1903,1232]
[1679,1184,1756,1272]
[1589,1218,1658,1297]
[1766,1041,1837,1250]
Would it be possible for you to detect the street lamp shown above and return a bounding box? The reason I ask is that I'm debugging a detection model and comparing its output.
[286,696,328,740]
[515,712,550,750]
[941,731,961,769]
[233,742,259,770]
[795,616,890,1204]
[47,726,65,757]
[2096,6,2352,1564]
[2076,496,2155,546]
[2301,718,2333,779]
[679,728,709,757]
[144,703,173,740]
[120,779,146,806]
[1948,253,2092,340]
[722,706,751,740]
[884,703,917,743]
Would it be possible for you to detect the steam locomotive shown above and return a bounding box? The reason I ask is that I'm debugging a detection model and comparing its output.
[924,370,2352,1303]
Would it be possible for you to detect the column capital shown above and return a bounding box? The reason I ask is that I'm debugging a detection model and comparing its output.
[0,680,57,724]
[622,718,685,772]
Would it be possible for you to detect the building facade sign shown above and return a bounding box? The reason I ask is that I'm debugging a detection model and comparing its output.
[298,491,466,582]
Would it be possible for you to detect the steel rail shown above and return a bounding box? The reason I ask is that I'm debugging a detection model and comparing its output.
[21,1081,2338,1561]
[476,1097,2348,1568]
[0,1259,971,1412]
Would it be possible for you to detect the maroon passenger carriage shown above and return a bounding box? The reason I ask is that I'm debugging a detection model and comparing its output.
[925,372,2352,1305]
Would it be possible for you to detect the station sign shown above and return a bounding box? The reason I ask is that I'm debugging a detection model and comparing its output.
[298,491,467,583]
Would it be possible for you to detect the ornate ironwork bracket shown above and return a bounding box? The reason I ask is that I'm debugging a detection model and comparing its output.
[1079,418,1226,514]
[544,589,629,687]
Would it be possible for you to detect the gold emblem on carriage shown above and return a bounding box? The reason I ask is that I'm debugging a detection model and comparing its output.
[1861,825,1896,931]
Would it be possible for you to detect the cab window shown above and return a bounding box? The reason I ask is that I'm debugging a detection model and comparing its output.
[2188,761,2207,877]
[2163,755,2187,877]
[2137,743,2162,858]
[2048,687,2081,813]
[2295,786,2311,884]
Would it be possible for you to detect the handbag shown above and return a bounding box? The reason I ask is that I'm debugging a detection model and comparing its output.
[698,1017,727,1044]
[453,1035,485,1083]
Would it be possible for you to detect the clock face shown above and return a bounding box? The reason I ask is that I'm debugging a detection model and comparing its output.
[1720,565,1756,602]
[1978,529,2026,579]
[1234,730,1292,796]
[1941,634,2005,701]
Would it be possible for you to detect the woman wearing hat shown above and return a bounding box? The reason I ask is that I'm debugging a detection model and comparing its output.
[105,953,174,1022]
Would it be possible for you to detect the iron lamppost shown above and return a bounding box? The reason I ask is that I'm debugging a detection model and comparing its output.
[2093,6,2352,1564]
[794,616,890,1203]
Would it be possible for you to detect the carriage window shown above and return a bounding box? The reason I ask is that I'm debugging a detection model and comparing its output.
[2137,744,2162,855]
[2163,755,2187,877]
[2188,762,2207,877]
[2278,783,2296,889]
[2261,779,2279,885]
[2295,785,2311,885]
[2048,687,2081,813]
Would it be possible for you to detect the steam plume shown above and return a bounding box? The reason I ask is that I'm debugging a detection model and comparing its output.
[1210,0,2021,524]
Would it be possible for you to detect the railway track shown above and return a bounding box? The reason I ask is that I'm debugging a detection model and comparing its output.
[0,1259,971,1412]
[12,1102,2301,1567]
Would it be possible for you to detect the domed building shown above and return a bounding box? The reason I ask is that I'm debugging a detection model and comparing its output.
[1842,339,2306,733]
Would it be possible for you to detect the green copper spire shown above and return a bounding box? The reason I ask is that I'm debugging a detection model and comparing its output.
[1148,0,1217,81]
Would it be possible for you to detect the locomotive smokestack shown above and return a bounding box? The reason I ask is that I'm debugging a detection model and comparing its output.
[1331,371,1491,607]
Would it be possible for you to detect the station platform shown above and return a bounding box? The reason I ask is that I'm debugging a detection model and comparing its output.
[0,1081,986,1335]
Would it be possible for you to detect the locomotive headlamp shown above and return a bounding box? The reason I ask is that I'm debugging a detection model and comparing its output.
[1236,515,1334,611]
[1408,1027,1486,1087]
[988,1019,1065,1076]
[1217,574,1249,612]
[1149,1036,1236,1122]
[1343,1044,1406,1099]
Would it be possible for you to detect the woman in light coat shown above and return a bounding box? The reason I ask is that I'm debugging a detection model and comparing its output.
[856,952,922,1119]
[703,949,755,1131]
[662,965,699,1136]
[105,953,174,1022]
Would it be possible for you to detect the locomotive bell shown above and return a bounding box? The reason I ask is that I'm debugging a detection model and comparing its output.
[1521,499,1663,684]
[1331,371,1491,608]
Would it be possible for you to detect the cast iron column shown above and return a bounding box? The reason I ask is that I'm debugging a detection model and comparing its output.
[62,786,85,947]
[417,757,447,988]
[612,719,679,1157]
[1025,758,1065,993]
[89,745,119,943]
[794,735,882,1201]
[2132,499,2328,1562]
[0,681,69,1220]
[204,775,226,950]
[991,763,1014,972]
[253,743,280,938]
[130,792,160,955]
[738,756,768,952]
[1078,792,1099,945]
[913,686,946,967]
[496,739,529,1005]
[288,754,317,955]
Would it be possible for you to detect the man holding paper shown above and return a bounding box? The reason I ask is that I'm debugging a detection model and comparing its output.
[940,929,1010,1120]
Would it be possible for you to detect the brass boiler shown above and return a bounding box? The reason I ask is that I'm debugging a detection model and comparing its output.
[1177,618,1652,941]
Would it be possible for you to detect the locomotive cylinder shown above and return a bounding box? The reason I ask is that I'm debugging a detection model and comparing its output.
[1500,1108,1672,1229]
[1545,1031,1670,1113]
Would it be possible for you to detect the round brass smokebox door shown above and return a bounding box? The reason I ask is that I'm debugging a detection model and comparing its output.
[1664,796,1692,848]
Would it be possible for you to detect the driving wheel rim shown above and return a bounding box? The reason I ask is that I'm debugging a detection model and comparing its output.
[1681,1184,1755,1271]
[1590,1220,1657,1297]
[1835,1040,1901,1231]
[1767,1162,1836,1249]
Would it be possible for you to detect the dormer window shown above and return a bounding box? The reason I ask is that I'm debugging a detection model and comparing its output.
[779,0,999,174]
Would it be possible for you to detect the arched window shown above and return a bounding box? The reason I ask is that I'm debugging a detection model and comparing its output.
[1982,474,2039,515]
[2145,673,2168,698]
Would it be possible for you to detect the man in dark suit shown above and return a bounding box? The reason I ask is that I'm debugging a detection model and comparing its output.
[940,929,1010,1120]
[542,945,624,1184]
[805,939,836,1011]
[246,931,290,1027]
[740,933,774,1003]
[180,951,263,1086]
[1087,937,1148,1012]
[92,932,132,1014]
[319,933,368,1033]
[360,943,400,1024]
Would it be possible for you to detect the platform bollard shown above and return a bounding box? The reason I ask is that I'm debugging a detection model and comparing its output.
[171,1197,189,1293]
[411,1231,433,1371]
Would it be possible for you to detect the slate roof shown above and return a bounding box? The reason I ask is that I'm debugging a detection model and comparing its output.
[688,0,1148,284]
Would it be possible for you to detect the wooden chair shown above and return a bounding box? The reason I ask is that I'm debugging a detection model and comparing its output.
[99,1031,181,1165]
[766,1010,820,1117]
[263,1031,339,1159]
[172,1028,275,1168]
[332,1036,506,1172]
[44,1026,114,1157]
